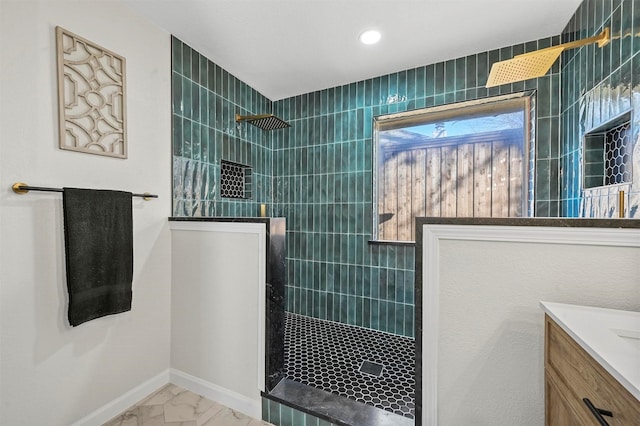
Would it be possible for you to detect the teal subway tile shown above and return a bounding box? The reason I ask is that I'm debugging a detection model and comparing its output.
[199,54,208,87]
[172,116,183,156]
[512,43,524,57]
[327,88,336,115]
[378,268,388,300]
[424,64,436,97]
[349,82,357,110]
[386,72,397,100]
[370,299,380,330]
[320,89,329,114]
[398,70,408,98]
[379,300,389,333]
[444,59,455,93]
[404,272,414,305]
[347,295,356,324]
[206,62,215,92]
[371,77,381,105]
[172,72,182,115]
[207,92,216,128]
[611,6,622,71]
[182,120,192,158]
[536,159,551,200]
[476,51,489,87]
[386,270,396,303]
[380,74,389,103]
[190,49,199,83]
[499,45,513,63]
[394,303,404,335]
[200,88,208,126]
[363,297,371,329]
[339,294,348,323]
[182,77,192,119]
[415,66,426,96]
[512,79,525,93]
[370,268,380,299]
[191,82,200,122]
[406,68,416,99]
[337,86,346,111]
[181,43,191,77]
[306,413,322,426]
[455,57,466,91]
[395,270,404,303]
[172,38,182,74]
[201,125,210,163]
[550,159,560,200]
[355,296,363,326]
[268,399,281,424]
[261,398,269,422]
[537,117,552,159]
[536,200,551,217]
[405,305,415,338]
[465,54,477,88]
[356,109,364,140]
[292,408,305,426]
[620,0,639,61]
[550,117,560,158]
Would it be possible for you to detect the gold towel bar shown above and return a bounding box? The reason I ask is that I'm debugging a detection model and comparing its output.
[12,182,158,201]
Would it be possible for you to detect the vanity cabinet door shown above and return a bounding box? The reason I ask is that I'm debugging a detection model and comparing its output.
[545,369,596,425]
[544,315,640,426]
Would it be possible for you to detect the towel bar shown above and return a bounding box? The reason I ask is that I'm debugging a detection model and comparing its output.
[12,182,158,200]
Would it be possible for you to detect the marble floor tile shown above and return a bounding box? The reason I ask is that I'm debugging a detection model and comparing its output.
[103,384,272,426]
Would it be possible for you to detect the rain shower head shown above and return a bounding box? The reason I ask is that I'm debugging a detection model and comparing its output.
[486,28,610,88]
[236,113,291,131]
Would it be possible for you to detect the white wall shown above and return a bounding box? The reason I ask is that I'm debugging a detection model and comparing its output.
[422,225,640,426]
[170,222,266,419]
[0,1,172,425]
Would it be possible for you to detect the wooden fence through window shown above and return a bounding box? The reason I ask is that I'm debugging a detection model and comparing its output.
[377,129,525,241]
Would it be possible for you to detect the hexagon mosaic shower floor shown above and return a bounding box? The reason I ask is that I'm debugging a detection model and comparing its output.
[285,313,415,419]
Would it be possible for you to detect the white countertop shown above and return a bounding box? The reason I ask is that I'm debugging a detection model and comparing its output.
[540,301,640,401]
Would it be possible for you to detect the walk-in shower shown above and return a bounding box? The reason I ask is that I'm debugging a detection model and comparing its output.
[284,313,415,419]
[266,310,415,426]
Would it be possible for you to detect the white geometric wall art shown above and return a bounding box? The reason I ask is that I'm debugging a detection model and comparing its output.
[56,27,127,158]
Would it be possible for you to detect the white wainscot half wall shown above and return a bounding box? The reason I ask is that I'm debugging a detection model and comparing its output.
[421,224,640,426]
[170,221,266,420]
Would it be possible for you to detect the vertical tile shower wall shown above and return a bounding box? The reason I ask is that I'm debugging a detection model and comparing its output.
[171,34,567,339]
[271,37,563,337]
[171,37,274,217]
[560,0,640,218]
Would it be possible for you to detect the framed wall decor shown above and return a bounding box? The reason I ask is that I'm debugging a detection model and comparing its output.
[56,26,127,158]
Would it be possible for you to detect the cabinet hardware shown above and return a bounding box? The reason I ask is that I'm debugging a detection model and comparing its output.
[583,398,613,426]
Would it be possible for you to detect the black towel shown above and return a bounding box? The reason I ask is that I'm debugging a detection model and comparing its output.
[63,188,133,326]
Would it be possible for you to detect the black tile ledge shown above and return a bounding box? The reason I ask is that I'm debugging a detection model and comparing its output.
[415,217,640,228]
[265,379,414,426]
[169,216,275,224]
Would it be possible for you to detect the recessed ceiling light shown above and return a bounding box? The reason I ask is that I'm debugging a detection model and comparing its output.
[359,30,381,45]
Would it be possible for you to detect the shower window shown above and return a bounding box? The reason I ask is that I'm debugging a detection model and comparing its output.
[373,94,533,242]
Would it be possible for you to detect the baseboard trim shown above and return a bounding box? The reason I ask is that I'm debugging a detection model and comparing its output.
[70,369,170,426]
[169,368,262,419]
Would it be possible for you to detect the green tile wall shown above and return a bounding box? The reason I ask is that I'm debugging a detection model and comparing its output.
[263,398,336,426]
[169,6,615,424]
[171,36,274,216]
[271,35,563,337]
[560,0,640,217]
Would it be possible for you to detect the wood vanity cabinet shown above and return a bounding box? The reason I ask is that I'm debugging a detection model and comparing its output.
[544,315,640,425]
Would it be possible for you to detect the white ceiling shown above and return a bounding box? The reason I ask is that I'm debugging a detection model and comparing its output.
[123,0,582,101]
